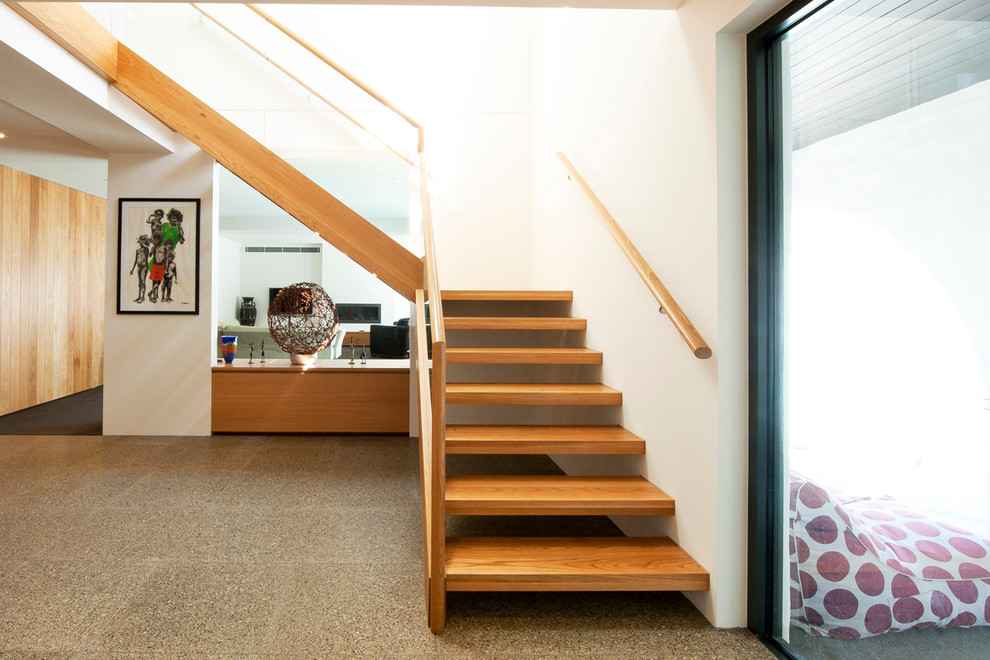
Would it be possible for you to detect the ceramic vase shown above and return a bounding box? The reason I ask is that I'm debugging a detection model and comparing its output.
[238,296,257,326]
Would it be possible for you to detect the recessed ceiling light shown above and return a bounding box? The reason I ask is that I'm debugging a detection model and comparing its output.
[0,133,7,140]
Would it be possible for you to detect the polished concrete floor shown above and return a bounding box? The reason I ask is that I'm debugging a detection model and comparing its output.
[0,433,774,658]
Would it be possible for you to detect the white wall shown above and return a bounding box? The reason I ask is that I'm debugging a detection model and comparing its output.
[87,0,799,627]
[321,244,409,329]
[102,3,538,292]
[104,137,217,436]
[216,236,242,323]
[238,248,322,317]
[528,0,788,627]
[216,236,409,330]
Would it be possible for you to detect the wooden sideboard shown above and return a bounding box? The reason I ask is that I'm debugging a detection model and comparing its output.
[341,330,371,347]
[212,359,409,434]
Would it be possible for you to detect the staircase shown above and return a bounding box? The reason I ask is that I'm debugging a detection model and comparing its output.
[15,2,710,633]
[437,290,708,618]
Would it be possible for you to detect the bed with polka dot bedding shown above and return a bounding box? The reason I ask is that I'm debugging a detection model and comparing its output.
[789,472,990,639]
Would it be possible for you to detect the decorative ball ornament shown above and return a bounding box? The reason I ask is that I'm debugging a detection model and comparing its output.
[267,282,339,364]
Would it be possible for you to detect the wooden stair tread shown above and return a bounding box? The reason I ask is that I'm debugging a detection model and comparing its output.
[445,475,673,515]
[445,425,646,455]
[445,537,709,591]
[442,290,573,302]
[445,316,587,330]
[446,383,621,406]
[447,347,602,364]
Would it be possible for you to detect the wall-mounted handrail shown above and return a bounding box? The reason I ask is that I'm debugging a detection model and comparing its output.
[557,152,712,360]
[191,4,418,171]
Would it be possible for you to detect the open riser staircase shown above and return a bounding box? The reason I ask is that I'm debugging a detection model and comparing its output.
[434,290,708,627]
[12,1,711,634]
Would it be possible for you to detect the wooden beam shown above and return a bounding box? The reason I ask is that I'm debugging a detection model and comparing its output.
[112,43,422,300]
[8,2,118,80]
[10,2,424,300]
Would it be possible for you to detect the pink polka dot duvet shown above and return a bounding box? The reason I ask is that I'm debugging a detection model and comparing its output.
[789,472,990,639]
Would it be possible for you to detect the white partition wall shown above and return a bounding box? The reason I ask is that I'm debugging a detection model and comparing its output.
[104,137,217,436]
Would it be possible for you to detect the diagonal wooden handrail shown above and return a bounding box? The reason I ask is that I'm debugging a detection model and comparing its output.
[241,2,445,334]
[246,3,424,152]
[557,152,712,359]
[417,147,446,634]
[191,3,418,171]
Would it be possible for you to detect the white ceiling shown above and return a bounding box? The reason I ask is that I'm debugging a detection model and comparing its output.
[0,19,170,197]
[789,0,990,148]
[0,98,110,197]
[0,39,170,155]
[0,95,102,156]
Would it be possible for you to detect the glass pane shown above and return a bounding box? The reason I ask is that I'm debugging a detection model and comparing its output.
[781,0,990,656]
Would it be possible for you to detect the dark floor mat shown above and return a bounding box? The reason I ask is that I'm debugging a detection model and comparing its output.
[0,386,102,435]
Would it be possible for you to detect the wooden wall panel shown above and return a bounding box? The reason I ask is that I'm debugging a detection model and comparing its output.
[0,165,105,417]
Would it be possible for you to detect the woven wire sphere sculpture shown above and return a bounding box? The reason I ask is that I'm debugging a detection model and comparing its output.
[267,282,339,363]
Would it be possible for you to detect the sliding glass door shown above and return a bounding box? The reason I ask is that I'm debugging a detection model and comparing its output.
[749,1,990,657]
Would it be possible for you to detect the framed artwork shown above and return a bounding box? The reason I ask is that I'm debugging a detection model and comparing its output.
[116,198,200,314]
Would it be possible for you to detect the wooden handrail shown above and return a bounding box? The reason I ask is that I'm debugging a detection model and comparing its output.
[420,153,446,344]
[557,152,712,359]
[246,3,424,152]
[191,4,418,171]
[428,339,446,633]
[418,148,446,632]
[413,290,442,631]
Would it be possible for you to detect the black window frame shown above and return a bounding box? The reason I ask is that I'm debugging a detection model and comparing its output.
[746,0,831,655]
